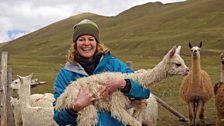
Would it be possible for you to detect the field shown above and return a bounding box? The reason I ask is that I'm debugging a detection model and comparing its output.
[1,0,223,125]
[7,46,220,126]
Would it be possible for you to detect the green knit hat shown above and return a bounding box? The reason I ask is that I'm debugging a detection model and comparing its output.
[73,19,99,43]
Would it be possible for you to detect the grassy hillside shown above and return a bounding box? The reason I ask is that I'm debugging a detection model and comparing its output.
[0,0,224,125]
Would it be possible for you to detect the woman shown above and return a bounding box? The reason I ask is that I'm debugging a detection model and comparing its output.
[53,19,150,126]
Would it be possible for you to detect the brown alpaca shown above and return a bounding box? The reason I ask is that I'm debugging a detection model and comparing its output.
[180,42,213,126]
[214,52,224,126]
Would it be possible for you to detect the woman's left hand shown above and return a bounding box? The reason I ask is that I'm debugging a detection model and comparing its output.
[101,78,126,95]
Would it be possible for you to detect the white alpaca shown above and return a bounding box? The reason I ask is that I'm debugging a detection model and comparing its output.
[128,46,186,126]
[17,74,56,126]
[11,79,54,107]
[55,46,189,126]
[10,77,55,126]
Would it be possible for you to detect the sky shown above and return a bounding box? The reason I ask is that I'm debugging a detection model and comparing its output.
[0,0,186,43]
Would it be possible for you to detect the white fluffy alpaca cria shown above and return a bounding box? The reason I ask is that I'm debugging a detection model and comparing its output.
[55,46,189,126]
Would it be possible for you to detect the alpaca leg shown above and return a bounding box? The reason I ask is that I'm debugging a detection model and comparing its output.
[188,102,195,126]
[77,105,98,126]
[198,101,205,126]
[135,103,158,126]
[131,109,152,126]
[111,93,141,126]
[217,117,224,126]
[216,117,223,126]
[141,95,158,126]
[192,101,198,126]
[219,114,224,126]
[110,105,141,126]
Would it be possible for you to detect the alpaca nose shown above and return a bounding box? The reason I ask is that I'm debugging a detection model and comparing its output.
[184,68,189,75]
[193,50,197,53]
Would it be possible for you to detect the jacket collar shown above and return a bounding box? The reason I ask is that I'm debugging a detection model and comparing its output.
[64,61,88,76]
[93,52,111,74]
[63,52,111,75]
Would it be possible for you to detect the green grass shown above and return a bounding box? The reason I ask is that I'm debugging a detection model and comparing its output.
[0,0,223,125]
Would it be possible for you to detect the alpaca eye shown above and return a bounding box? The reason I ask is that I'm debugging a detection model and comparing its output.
[176,63,181,67]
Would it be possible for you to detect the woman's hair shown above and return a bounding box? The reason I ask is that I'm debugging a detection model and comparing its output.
[67,42,110,64]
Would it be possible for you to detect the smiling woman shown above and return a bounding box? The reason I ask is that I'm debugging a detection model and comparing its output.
[53,19,150,126]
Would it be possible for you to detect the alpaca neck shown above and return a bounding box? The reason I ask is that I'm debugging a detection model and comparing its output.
[221,63,224,82]
[128,59,168,88]
[192,56,201,85]
[19,83,31,108]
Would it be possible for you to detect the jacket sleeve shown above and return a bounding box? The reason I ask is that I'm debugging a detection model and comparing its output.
[108,58,150,100]
[53,69,77,126]
[126,79,150,99]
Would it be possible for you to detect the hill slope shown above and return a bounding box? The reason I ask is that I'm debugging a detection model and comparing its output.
[1,0,224,57]
[1,0,223,125]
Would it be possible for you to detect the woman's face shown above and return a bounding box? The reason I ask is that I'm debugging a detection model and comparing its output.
[76,35,97,60]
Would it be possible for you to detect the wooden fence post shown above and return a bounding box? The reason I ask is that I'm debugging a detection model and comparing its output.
[0,51,8,126]
[154,95,189,122]
[126,61,133,69]
[7,68,15,126]
[0,72,1,124]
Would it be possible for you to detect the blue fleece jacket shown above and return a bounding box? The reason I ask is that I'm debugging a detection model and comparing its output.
[53,52,150,126]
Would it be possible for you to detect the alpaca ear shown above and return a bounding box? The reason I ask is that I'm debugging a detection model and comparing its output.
[214,82,221,94]
[189,42,192,48]
[169,46,176,58]
[199,42,202,48]
[176,46,181,55]
[27,73,33,80]
[220,52,224,59]
[17,75,23,83]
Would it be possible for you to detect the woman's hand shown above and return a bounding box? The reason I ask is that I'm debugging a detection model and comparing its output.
[102,78,126,95]
[72,88,97,112]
